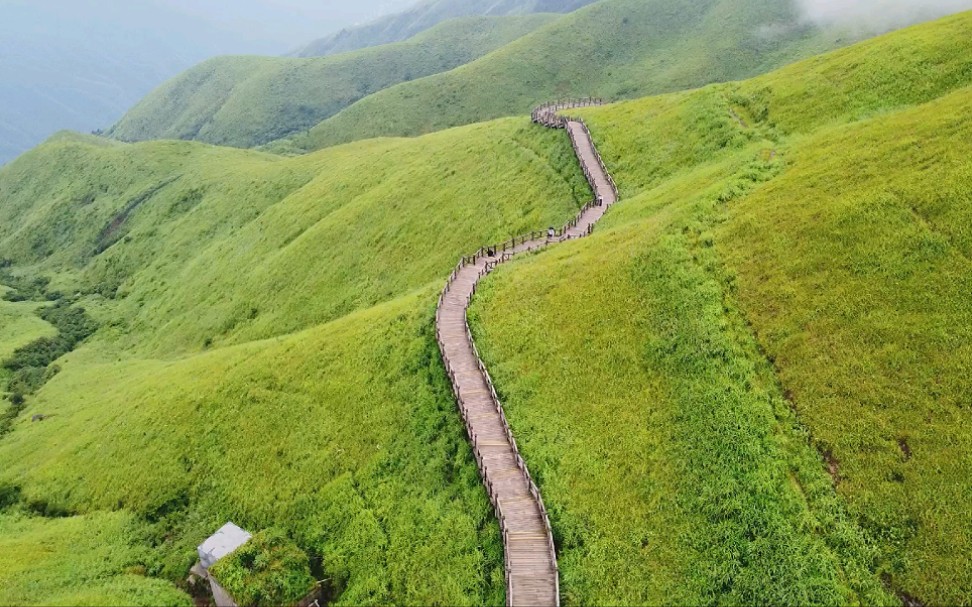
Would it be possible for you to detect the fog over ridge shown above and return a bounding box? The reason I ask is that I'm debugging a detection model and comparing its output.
[797,0,972,29]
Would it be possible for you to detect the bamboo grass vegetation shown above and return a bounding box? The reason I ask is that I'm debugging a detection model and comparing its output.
[470,11,972,606]
[293,0,598,58]
[290,0,862,152]
[1,6,971,607]
[0,119,588,605]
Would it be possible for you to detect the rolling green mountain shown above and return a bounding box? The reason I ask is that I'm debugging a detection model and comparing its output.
[0,118,589,605]
[293,0,598,57]
[289,0,859,151]
[2,5,971,607]
[113,0,858,155]
[107,15,556,149]
[470,11,972,606]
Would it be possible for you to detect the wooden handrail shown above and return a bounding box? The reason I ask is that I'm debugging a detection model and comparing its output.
[436,98,619,607]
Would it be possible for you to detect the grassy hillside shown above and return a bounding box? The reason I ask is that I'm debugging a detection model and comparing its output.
[290,0,855,151]
[107,15,555,149]
[470,11,972,606]
[0,512,191,606]
[0,294,56,407]
[4,5,971,607]
[0,119,589,604]
[2,121,587,356]
[293,0,597,57]
[1,293,504,606]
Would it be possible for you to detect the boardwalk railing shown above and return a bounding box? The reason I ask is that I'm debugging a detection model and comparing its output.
[530,97,604,128]
[435,98,618,607]
[533,99,619,202]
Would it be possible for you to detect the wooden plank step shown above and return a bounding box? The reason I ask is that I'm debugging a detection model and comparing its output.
[436,111,618,607]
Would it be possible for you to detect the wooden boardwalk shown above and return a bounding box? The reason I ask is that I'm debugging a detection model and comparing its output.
[435,100,618,607]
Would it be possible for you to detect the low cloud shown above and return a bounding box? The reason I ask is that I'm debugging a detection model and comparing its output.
[797,0,972,31]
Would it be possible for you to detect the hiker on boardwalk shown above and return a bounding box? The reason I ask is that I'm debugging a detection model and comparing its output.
[547,226,556,241]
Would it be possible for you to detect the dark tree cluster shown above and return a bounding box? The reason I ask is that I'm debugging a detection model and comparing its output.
[2,299,99,436]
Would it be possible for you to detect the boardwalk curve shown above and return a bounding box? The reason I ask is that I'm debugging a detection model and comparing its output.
[435,99,618,607]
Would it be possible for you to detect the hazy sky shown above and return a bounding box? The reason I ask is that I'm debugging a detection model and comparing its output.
[0,0,420,54]
[149,0,418,50]
[798,0,972,29]
[0,0,420,164]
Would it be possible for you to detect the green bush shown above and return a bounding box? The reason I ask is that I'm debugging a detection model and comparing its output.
[1,301,98,398]
[0,393,28,438]
[209,529,316,607]
[0,273,51,303]
[0,483,20,510]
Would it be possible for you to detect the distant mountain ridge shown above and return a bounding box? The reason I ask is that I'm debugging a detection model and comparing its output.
[114,0,852,153]
[107,15,556,149]
[293,0,598,57]
[289,0,861,151]
[0,0,418,166]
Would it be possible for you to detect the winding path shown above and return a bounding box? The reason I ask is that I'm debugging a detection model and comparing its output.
[435,100,618,607]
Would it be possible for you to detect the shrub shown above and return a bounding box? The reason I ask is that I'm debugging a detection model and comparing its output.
[209,529,316,607]
[2,302,99,398]
[0,273,51,302]
[0,482,21,510]
[0,393,28,437]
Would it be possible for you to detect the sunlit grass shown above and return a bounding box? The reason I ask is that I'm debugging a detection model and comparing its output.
[1,118,588,357]
[2,9,971,606]
[717,88,972,606]
[0,511,191,606]
[0,296,56,369]
[471,11,972,605]
[0,291,507,605]
[470,162,893,605]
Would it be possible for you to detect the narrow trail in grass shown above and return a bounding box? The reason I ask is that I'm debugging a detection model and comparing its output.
[435,100,617,607]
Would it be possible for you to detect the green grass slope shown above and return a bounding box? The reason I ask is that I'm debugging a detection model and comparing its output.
[469,11,972,605]
[291,0,855,151]
[2,121,586,356]
[0,512,191,606]
[0,116,589,605]
[106,15,556,149]
[1,294,504,606]
[293,0,597,57]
